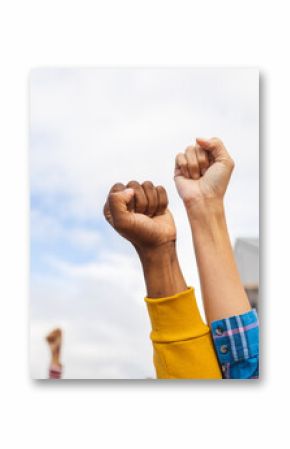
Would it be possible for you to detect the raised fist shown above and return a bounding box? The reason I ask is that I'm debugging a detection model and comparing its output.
[103,181,176,252]
[46,328,62,358]
[174,137,235,206]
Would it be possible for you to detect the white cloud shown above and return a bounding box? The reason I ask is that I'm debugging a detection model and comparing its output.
[31,208,101,251]
[30,68,259,228]
[30,251,154,379]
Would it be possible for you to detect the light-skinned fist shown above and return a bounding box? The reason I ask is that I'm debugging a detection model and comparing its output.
[174,137,235,207]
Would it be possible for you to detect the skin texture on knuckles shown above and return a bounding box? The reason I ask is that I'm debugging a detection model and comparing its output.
[103,181,176,252]
[185,145,200,179]
[141,181,158,217]
[174,137,235,207]
[103,180,187,300]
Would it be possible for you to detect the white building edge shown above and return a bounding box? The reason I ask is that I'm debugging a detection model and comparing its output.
[234,238,259,309]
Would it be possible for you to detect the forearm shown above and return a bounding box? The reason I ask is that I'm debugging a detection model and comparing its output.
[137,241,187,298]
[49,353,62,379]
[186,199,251,323]
[138,242,221,379]
[51,352,61,367]
[49,349,62,377]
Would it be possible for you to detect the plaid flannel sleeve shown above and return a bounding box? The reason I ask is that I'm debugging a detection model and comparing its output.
[210,309,259,379]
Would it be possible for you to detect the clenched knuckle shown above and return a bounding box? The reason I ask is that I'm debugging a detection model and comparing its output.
[108,192,116,204]
[142,180,154,188]
[127,180,139,187]
[211,137,220,144]
[112,182,123,189]
[176,152,184,161]
[185,146,193,154]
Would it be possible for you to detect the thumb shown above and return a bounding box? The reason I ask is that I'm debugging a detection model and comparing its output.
[108,188,135,226]
[196,137,231,163]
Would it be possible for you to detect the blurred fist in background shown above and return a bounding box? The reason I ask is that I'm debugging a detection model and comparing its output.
[46,328,62,359]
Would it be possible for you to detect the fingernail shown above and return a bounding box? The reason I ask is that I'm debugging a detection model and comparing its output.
[201,168,206,175]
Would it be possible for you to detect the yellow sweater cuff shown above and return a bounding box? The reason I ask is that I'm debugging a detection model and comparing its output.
[145,287,209,343]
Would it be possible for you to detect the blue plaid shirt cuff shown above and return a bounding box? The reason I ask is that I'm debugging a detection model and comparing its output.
[210,309,259,379]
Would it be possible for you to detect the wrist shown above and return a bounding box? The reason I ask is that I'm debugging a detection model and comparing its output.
[51,353,60,366]
[137,241,187,298]
[186,198,230,253]
[136,240,177,266]
[185,197,225,223]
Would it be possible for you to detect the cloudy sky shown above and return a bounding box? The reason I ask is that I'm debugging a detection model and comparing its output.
[30,68,259,379]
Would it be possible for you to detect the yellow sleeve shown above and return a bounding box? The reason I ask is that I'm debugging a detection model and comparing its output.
[145,287,222,379]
